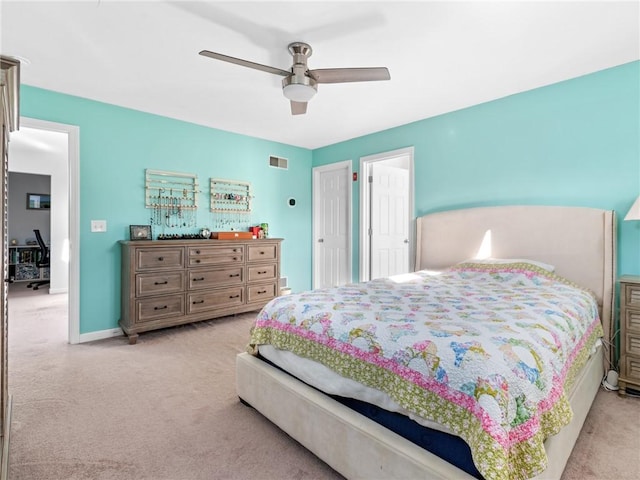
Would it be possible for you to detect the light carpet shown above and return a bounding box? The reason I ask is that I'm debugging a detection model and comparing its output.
[6,284,640,479]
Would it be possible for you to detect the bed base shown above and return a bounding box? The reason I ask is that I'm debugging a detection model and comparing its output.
[236,346,603,480]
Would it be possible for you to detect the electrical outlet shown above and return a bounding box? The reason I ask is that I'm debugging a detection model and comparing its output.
[91,220,107,232]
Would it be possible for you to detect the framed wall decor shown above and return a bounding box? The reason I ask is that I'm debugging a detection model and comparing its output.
[26,193,51,210]
[130,225,152,241]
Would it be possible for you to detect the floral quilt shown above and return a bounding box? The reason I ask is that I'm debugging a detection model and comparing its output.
[249,262,603,480]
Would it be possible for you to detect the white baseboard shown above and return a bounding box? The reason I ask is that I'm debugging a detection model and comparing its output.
[78,327,123,343]
[48,287,68,295]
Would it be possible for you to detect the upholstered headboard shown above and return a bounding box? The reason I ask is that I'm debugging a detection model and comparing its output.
[415,206,616,364]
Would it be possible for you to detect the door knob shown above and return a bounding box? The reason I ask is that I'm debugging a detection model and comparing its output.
[318,238,324,243]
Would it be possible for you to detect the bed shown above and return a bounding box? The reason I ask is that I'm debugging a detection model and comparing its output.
[236,205,616,480]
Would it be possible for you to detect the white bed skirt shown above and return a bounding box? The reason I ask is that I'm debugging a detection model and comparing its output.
[236,344,603,480]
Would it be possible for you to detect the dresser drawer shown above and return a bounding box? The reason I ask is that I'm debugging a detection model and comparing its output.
[248,263,277,283]
[625,309,640,333]
[247,282,277,303]
[624,355,640,382]
[625,332,640,357]
[187,287,244,313]
[136,272,185,297]
[624,284,640,308]
[188,245,244,266]
[188,266,244,290]
[136,247,184,271]
[247,244,277,262]
[136,294,185,323]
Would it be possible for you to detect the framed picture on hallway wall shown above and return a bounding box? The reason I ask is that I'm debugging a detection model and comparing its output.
[26,193,50,210]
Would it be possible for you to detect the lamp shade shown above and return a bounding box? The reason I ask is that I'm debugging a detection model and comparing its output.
[624,195,640,221]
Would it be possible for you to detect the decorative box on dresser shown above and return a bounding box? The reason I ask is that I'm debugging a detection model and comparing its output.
[120,238,282,344]
[618,275,640,396]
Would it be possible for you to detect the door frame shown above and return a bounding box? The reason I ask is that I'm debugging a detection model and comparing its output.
[359,146,415,282]
[17,117,80,344]
[312,160,352,289]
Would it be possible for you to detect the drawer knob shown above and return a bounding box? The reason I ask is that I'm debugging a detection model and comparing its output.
[158,257,164,261]
[258,270,267,275]
[257,290,267,294]
[195,259,201,263]
[154,280,168,285]
[154,305,168,310]
[233,257,238,261]
[192,300,204,305]
[195,250,200,254]
[233,248,238,252]
[229,273,240,278]
[259,251,265,255]
[193,277,205,282]
[230,294,240,299]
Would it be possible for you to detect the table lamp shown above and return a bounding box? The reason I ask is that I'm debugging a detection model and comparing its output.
[625,195,640,221]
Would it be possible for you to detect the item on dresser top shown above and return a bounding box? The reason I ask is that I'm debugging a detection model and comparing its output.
[250,226,261,238]
[157,234,203,240]
[129,225,152,241]
[212,231,254,240]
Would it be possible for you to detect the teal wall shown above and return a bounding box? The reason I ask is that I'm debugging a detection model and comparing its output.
[313,61,640,280]
[20,61,639,336]
[20,86,313,334]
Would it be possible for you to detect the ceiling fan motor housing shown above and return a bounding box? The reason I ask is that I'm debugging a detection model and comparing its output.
[282,42,317,102]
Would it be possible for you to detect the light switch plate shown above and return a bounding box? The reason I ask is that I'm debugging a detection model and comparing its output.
[91,220,107,232]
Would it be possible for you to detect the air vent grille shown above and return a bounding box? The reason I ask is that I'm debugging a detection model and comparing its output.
[269,155,288,170]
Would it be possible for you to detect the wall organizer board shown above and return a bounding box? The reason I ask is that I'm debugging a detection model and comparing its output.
[210,178,253,231]
[145,169,199,230]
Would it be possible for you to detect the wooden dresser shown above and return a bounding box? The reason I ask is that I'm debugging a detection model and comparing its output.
[618,275,640,395]
[119,238,282,344]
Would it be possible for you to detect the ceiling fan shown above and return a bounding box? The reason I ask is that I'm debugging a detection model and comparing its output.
[199,42,390,115]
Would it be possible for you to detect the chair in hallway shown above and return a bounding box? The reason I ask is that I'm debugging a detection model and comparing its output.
[26,229,50,290]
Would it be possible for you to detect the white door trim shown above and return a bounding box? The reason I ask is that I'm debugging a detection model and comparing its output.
[359,147,415,282]
[312,160,352,289]
[20,117,80,345]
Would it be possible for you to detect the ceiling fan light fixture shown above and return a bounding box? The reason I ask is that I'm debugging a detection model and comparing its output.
[282,74,317,102]
[283,83,316,102]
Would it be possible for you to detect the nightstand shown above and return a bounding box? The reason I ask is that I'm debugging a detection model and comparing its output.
[618,275,640,396]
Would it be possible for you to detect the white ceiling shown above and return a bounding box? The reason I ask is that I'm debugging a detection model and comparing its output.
[2,1,638,150]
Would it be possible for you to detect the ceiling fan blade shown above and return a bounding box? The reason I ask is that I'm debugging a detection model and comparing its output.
[309,67,390,84]
[199,50,290,77]
[290,101,307,115]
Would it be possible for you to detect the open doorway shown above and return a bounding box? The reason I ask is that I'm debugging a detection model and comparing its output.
[7,172,51,291]
[8,118,80,344]
[359,147,414,282]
